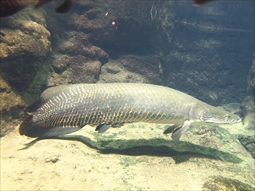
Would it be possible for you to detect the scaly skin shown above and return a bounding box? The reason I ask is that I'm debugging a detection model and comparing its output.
[19,83,241,141]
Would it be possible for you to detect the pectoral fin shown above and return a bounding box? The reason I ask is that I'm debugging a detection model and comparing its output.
[171,120,192,143]
[163,125,181,134]
[95,123,112,133]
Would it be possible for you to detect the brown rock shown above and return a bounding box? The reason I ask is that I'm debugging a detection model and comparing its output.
[48,56,102,86]
[70,58,102,84]
[58,33,108,64]
[99,55,161,84]
[0,77,25,136]
[0,8,51,91]
[241,52,255,129]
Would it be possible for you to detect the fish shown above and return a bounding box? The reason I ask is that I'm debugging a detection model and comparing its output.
[19,83,241,142]
[193,0,214,6]
[0,0,75,18]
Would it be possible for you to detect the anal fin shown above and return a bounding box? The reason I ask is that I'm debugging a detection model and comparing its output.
[111,122,124,128]
[40,126,83,137]
[19,113,84,138]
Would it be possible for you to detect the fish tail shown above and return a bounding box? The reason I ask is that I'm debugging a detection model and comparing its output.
[19,113,33,136]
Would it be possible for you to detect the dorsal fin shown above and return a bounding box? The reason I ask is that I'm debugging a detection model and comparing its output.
[26,85,70,112]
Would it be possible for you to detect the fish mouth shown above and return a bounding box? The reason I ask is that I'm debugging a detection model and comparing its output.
[233,118,242,123]
[204,117,242,124]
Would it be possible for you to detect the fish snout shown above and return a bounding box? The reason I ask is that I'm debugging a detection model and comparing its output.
[232,116,242,123]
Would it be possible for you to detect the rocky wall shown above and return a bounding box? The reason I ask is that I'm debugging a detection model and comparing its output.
[0,8,51,91]
[0,8,51,136]
[241,52,255,129]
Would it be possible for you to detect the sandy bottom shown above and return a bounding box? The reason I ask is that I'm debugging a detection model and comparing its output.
[1,123,254,190]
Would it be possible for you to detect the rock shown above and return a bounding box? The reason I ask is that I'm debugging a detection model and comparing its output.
[51,54,72,74]
[58,32,109,64]
[99,55,161,83]
[241,52,255,130]
[48,55,102,86]
[235,52,255,159]
[0,77,25,136]
[72,0,155,56]
[203,176,254,191]
[70,58,102,84]
[238,135,255,159]
[0,8,52,135]
[241,96,255,130]
[47,69,73,87]
[0,8,51,91]
[247,52,255,96]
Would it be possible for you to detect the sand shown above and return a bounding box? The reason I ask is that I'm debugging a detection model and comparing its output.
[1,123,254,190]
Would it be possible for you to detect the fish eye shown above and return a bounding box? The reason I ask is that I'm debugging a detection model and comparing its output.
[224,114,230,120]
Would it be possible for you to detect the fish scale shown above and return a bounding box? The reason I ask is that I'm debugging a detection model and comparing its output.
[19,83,241,142]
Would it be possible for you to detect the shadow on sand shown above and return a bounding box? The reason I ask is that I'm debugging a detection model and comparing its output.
[19,134,242,164]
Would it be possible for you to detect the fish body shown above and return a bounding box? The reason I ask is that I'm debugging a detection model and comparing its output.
[0,0,74,18]
[19,83,241,142]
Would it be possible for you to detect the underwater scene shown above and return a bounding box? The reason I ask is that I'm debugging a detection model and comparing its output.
[0,0,254,190]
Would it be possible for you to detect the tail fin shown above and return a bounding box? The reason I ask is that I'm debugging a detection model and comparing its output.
[19,114,33,136]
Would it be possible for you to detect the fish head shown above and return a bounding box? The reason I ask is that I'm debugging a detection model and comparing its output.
[197,105,242,124]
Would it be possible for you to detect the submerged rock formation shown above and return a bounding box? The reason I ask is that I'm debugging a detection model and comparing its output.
[0,8,51,136]
[241,52,255,129]
[99,55,161,84]
[203,176,254,191]
[238,52,255,158]
[0,77,25,136]
[0,8,51,91]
